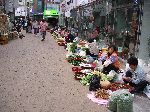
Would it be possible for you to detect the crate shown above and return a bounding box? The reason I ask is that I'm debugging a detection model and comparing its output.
[0,40,8,45]
[13,31,18,39]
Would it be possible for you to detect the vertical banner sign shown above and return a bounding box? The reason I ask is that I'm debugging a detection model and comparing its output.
[37,0,42,13]
[118,47,123,53]
[33,0,37,14]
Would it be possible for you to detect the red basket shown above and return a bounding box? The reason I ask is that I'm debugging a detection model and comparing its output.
[58,42,65,46]
[72,67,82,73]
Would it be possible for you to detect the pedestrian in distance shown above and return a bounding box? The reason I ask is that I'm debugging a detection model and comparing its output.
[15,19,25,39]
[33,20,38,36]
[27,19,32,33]
[40,19,48,41]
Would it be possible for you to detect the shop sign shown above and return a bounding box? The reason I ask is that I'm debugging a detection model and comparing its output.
[118,47,123,53]
[77,0,89,6]
[106,1,112,14]
[83,6,93,16]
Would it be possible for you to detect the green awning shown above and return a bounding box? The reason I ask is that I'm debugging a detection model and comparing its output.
[44,10,59,16]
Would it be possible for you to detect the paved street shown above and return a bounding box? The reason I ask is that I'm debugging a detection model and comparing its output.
[0,32,150,112]
[0,32,107,112]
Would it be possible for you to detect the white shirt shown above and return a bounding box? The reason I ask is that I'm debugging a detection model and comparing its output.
[126,64,146,84]
[33,21,38,28]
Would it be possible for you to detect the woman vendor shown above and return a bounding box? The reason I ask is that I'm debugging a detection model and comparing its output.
[99,45,120,74]
[123,57,149,93]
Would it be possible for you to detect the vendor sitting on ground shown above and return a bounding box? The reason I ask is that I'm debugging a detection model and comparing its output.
[86,39,99,59]
[99,45,120,74]
[73,32,80,42]
[65,31,75,43]
[123,57,149,93]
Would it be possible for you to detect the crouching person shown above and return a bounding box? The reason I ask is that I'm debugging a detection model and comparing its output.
[123,57,149,93]
[99,45,120,74]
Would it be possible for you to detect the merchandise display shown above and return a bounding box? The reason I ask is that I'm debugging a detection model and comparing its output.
[50,26,147,109]
[95,89,110,99]
[80,73,93,85]
[108,89,133,112]
[0,14,9,45]
[109,83,134,92]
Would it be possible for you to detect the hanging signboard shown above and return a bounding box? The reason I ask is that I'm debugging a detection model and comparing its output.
[37,0,42,13]
[84,6,93,16]
[118,47,123,53]
[93,0,106,16]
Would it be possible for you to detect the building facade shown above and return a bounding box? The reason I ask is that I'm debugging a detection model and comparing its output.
[15,0,33,18]
[59,0,143,58]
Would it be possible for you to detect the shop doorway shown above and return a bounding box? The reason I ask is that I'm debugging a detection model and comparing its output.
[46,17,58,28]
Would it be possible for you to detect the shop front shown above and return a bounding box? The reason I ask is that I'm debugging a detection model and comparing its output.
[44,9,59,27]
[68,0,143,59]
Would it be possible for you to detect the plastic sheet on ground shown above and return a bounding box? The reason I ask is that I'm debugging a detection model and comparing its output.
[87,92,108,105]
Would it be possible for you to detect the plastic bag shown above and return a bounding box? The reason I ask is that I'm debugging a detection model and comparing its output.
[112,69,125,83]
[79,50,86,57]
[107,70,116,80]
[95,61,104,72]
[117,93,133,112]
[89,75,101,91]
[85,55,95,63]
[108,89,133,112]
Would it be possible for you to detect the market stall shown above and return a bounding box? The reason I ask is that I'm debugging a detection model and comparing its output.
[51,7,150,109]
[0,12,18,45]
[65,0,144,59]
[0,13,9,45]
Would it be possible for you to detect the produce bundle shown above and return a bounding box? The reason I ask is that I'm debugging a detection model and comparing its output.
[66,42,77,53]
[100,81,111,89]
[92,71,111,81]
[67,54,84,66]
[70,42,78,53]
[95,89,110,99]
[89,75,101,91]
[108,89,133,112]
[109,83,134,92]
[80,73,93,85]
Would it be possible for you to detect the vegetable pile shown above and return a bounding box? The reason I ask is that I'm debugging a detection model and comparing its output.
[109,83,134,91]
[95,89,110,99]
[108,89,133,112]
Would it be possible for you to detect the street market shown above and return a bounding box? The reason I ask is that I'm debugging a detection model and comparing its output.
[0,0,150,112]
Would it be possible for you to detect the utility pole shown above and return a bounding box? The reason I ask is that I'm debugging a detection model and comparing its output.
[25,0,27,20]
[3,0,6,13]
[13,0,15,21]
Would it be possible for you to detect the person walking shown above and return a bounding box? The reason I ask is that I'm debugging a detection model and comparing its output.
[33,20,38,36]
[15,19,25,39]
[40,19,48,41]
[27,19,32,33]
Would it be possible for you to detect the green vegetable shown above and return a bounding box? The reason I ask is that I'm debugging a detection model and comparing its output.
[80,73,93,85]
[108,89,133,112]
